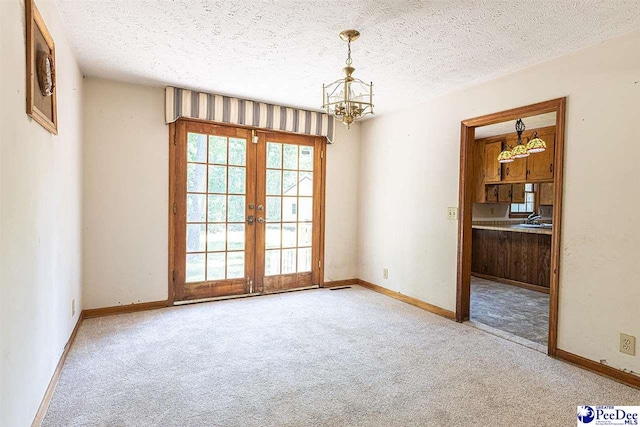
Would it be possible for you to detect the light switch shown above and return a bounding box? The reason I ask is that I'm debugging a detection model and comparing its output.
[447,207,458,220]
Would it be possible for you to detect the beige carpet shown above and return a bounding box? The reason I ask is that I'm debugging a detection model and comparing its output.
[43,286,639,426]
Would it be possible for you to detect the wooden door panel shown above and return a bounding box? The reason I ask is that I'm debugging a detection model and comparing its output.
[527,133,555,181]
[486,184,498,203]
[539,182,554,205]
[502,159,527,182]
[472,140,486,203]
[484,141,502,183]
[502,135,527,182]
[512,183,526,203]
[498,184,512,203]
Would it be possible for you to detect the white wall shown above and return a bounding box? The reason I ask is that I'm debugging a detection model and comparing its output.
[324,123,360,281]
[83,79,360,308]
[359,30,640,374]
[0,0,84,425]
[83,79,168,309]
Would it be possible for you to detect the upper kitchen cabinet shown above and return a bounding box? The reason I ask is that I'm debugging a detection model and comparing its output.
[539,182,554,205]
[527,131,556,181]
[484,141,503,183]
[498,184,512,203]
[511,183,526,203]
[501,134,527,182]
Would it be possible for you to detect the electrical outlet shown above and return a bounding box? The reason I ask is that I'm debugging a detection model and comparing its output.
[447,207,458,220]
[383,268,389,279]
[72,299,75,316]
[620,333,636,356]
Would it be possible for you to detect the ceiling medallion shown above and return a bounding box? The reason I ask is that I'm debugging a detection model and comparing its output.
[322,29,374,129]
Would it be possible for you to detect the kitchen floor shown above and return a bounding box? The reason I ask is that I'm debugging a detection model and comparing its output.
[470,276,549,346]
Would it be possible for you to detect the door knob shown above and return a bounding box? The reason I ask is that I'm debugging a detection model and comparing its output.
[247,215,255,225]
[258,217,265,223]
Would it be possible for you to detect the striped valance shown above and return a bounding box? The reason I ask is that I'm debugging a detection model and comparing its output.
[165,87,335,143]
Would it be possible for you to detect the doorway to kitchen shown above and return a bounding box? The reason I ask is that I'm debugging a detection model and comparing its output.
[456,98,566,355]
[169,119,326,303]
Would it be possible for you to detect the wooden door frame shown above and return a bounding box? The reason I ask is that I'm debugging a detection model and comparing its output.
[168,118,327,304]
[456,97,566,356]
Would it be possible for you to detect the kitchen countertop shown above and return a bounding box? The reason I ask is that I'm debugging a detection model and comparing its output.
[472,223,553,235]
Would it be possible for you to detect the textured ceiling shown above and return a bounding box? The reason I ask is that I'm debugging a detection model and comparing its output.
[56,0,640,115]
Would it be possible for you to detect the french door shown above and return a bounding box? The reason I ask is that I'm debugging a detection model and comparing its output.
[171,120,325,301]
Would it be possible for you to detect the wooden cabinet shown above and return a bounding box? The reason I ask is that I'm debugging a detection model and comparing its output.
[539,182,554,205]
[484,141,502,183]
[502,158,527,182]
[473,127,556,205]
[512,183,525,203]
[486,185,498,203]
[502,134,527,182]
[498,184,512,203]
[527,133,555,181]
[472,229,551,288]
[472,140,486,203]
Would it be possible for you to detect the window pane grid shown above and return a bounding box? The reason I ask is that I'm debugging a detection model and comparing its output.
[264,142,314,276]
[186,132,246,282]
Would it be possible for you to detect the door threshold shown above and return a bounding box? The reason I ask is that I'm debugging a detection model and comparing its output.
[465,319,548,353]
[173,293,262,306]
[262,285,320,295]
[173,285,320,306]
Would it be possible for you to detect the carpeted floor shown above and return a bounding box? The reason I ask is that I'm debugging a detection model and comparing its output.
[471,276,549,346]
[44,286,639,426]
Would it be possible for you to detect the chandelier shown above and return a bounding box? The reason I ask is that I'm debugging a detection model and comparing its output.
[322,30,374,129]
[497,118,547,163]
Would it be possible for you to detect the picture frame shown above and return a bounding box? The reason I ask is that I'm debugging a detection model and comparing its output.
[26,0,58,134]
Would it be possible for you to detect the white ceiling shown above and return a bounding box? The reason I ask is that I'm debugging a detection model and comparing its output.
[475,112,556,139]
[56,0,640,115]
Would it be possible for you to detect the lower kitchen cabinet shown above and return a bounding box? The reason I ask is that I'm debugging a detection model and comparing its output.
[471,229,551,288]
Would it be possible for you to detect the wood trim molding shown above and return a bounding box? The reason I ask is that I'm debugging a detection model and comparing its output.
[462,98,565,128]
[323,279,358,288]
[31,312,84,427]
[168,122,176,305]
[82,300,169,319]
[547,97,566,357]
[472,273,550,294]
[555,349,640,390]
[357,279,456,320]
[457,97,566,357]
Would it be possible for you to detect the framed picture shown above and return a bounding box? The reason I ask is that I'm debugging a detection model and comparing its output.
[26,0,58,134]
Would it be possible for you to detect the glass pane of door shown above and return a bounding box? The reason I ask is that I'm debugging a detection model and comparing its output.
[174,122,321,301]
[264,142,314,277]
[259,136,319,294]
[175,122,255,302]
[185,133,247,282]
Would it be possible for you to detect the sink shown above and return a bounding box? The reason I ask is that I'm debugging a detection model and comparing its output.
[517,223,552,228]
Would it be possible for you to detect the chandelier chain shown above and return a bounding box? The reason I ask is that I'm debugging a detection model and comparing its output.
[346,39,352,66]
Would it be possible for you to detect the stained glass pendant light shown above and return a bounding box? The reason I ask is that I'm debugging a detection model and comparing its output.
[497,118,548,163]
[322,30,374,129]
[526,131,547,153]
[510,119,530,159]
[497,148,514,163]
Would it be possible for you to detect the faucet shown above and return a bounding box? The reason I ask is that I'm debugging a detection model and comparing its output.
[526,212,542,224]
